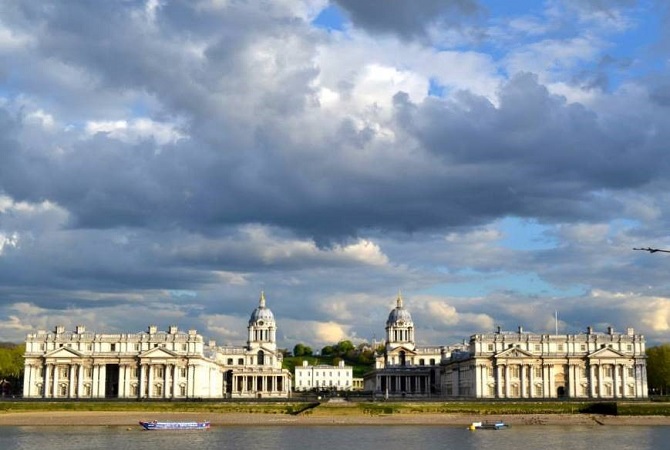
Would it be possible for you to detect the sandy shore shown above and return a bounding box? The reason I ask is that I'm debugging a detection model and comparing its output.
[1,411,670,427]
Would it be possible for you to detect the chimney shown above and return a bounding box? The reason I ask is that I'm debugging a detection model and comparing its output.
[148,325,157,334]
[496,326,501,334]
[518,326,523,334]
[608,326,614,335]
[587,326,592,334]
[168,325,178,334]
[54,325,65,334]
[75,325,86,334]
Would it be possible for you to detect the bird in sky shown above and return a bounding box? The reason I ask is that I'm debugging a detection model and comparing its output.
[633,247,670,253]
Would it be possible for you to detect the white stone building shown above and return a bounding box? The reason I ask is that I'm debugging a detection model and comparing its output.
[363,294,464,397]
[294,360,353,391]
[23,293,291,399]
[441,326,648,399]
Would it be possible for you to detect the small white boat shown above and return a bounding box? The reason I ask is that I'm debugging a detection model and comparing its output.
[139,420,210,430]
[468,420,509,430]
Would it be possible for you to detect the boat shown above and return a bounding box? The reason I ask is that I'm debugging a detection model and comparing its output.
[139,420,211,431]
[468,420,509,430]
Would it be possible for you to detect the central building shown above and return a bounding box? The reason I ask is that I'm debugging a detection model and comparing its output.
[363,293,461,397]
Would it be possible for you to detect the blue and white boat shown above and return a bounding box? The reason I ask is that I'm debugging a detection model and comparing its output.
[139,420,211,430]
[468,420,509,430]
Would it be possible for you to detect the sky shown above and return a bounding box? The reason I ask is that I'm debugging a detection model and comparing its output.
[1,0,670,349]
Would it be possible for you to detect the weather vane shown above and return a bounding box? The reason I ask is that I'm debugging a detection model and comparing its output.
[633,247,670,253]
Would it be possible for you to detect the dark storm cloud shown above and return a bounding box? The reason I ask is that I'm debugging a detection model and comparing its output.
[333,0,480,40]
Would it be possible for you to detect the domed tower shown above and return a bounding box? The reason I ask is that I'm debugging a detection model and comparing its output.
[385,292,415,352]
[247,291,277,353]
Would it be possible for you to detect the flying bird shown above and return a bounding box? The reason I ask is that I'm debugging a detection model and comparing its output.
[633,247,670,253]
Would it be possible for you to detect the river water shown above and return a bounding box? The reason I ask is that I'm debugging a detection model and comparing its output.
[1,425,668,450]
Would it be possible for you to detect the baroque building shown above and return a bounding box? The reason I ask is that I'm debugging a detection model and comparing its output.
[363,294,463,397]
[22,293,291,399]
[441,326,648,399]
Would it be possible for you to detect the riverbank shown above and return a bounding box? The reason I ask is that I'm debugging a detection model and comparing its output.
[2,410,670,427]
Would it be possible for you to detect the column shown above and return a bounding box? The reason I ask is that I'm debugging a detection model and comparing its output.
[520,365,526,398]
[621,364,628,398]
[77,365,84,398]
[598,364,604,398]
[172,365,179,398]
[68,364,76,398]
[98,365,106,398]
[528,364,535,398]
[43,364,50,398]
[496,365,503,398]
[139,364,146,398]
[613,364,619,398]
[22,364,33,398]
[118,365,126,398]
[52,365,60,398]
[504,365,510,398]
[589,364,596,398]
[147,365,154,398]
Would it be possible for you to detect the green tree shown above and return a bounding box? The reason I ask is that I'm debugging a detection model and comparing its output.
[647,344,670,395]
[336,340,355,355]
[293,343,313,357]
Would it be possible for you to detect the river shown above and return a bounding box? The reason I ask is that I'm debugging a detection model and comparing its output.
[1,424,668,449]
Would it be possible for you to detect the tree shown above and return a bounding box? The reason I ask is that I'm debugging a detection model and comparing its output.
[647,344,670,395]
[293,343,313,357]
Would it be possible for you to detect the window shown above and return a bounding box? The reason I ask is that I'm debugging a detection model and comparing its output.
[487,344,494,351]
[604,366,613,377]
[534,344,541,351]
[557,344,564,351]
[487,366,494,377]
[535,385,543,397]
[132,367,139,379]
[110,343,116,352]
[628,367,635,378]
[626,344,632,351]
[59,384,67,397]
[180,385,187,396]
[59,367,69,378]
[510,366,520,378]
[154,367,164,378]
[419,359,425,365]
[580,344,586,351]
[430,359,436,365]
[134,343,140,351]
[87,343,93,351]
[130,385,138,396]
[180,367,187,378]
[238,358,244,365]
[154,384,163,397]
[534,367,543,378]
[182,344,187,351]
[85,367,93,378]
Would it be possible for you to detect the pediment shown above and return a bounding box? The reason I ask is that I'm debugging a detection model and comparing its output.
[588,347,625,359]
[388,346,418,356]
[139,347,178,359]
[495,347,534,359]
[45,347,83,358]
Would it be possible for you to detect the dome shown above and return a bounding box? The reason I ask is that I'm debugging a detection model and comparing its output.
[386,293,413,326]
[249,292,275,325]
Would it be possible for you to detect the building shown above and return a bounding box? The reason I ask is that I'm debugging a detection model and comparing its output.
[22,293,291,399]
[294,360,353,392]
[211,292,291,398]
[441,326,648,399]
[363,294,464,397]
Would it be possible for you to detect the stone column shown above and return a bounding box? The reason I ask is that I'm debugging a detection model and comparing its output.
[589,364,596,398]
[22,364,33,398]
[43,363,51,398]
[621,365,628,398]
[496,365,503,398]
[68,364,76,398]
[98,365,106,398]
[504,365,510,398]
[147,365,154,398]
[139,364,146,398]
[52,365,60,398]
[529,364,535,398]
[77,365,84,398]
[598,364,604,398]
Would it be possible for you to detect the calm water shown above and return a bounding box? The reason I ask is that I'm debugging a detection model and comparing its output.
[1,425,668,450]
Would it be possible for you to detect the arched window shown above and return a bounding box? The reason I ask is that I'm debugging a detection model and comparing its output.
[258,350,265,366]
[399,350,406,366]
